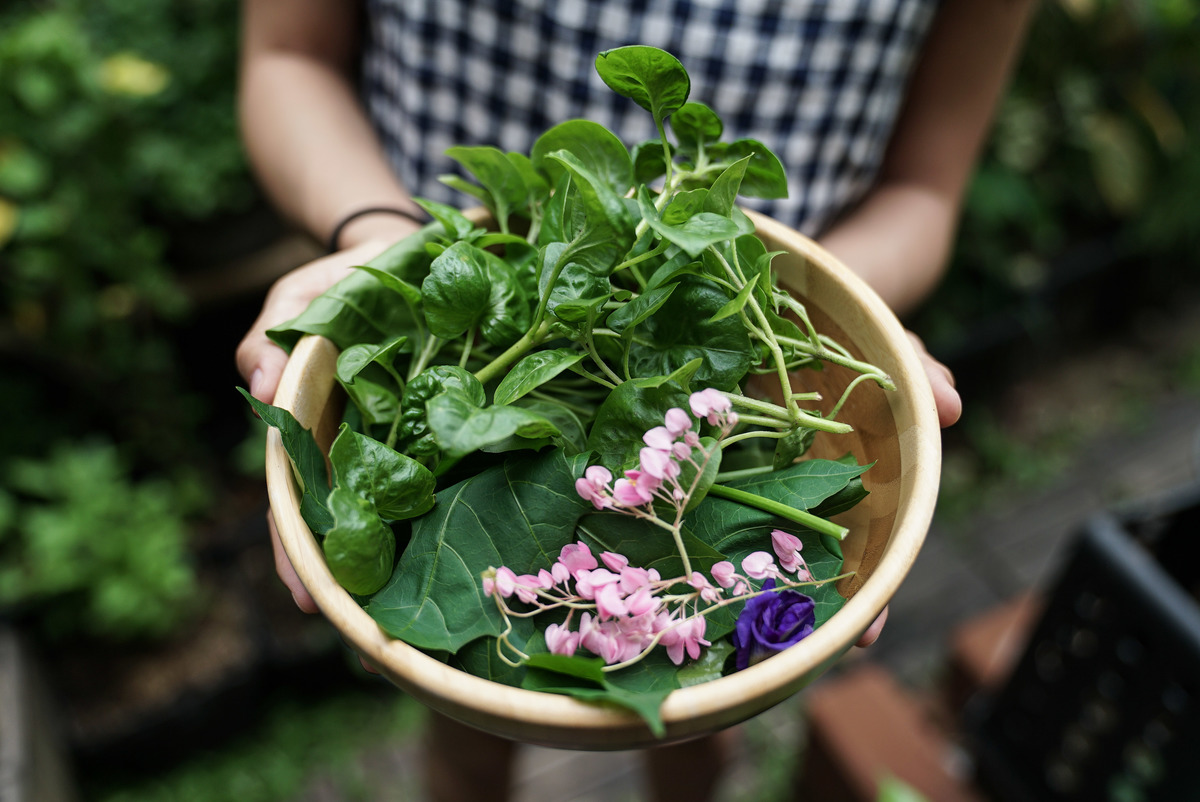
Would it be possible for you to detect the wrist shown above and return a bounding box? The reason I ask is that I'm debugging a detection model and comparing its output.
[327,205,429,253]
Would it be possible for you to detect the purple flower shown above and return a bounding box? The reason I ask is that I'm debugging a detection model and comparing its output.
[731,579,816,670]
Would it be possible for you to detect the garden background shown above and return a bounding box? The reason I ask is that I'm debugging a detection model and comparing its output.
[1,1,1198,800]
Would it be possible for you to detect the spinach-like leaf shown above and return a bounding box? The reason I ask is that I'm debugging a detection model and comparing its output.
[421,241,530,346]
[365,450,593,651]
[238,389,333,534]
[670,102,723,150]
[595,46,690,126]
[624,278,755,390]
[425,391,562,458]
[268,224,442,352]
[494,348,587,406]
[532,119,633,194]
[445,145,530,224]
[584,380,689,469]
[708,139,788,199]
[545,150,637,275]
[329,424,436,521]
[323,487,395,596]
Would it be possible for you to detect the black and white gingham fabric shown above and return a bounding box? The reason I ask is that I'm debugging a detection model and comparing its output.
[361,0,939,236]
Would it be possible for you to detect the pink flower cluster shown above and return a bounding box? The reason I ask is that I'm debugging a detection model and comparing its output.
[574,389,737,511]
[484,527,814,668]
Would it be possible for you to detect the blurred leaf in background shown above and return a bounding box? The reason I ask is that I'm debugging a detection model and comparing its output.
[912,0,1200,356]
[0,440,206,641]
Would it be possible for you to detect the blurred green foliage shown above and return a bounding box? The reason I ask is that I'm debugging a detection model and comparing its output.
[0,0,250,358]
[0,0,250,642]
[0,441,205,641]
[912,0,1200,351]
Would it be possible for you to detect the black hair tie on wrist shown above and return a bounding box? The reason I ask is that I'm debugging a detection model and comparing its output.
[326,206,429,253]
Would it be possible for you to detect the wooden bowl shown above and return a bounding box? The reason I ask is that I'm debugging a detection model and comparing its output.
[265,209,941,749]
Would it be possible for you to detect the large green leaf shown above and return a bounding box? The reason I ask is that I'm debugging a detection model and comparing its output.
[594,46,690,126]
[328,424,436,521]
[624,278,756,390]
[365,450,593,651]
[425,391,562,457]
[238,389,332,534]
[323,487,396,595]
[532,119,633,194]
[268,224,443,352]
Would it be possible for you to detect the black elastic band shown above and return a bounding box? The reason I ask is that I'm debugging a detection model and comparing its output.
[326,206,429,253]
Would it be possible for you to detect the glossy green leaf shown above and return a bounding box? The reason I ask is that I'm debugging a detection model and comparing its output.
[595,46,690,126]
[366,450,592,651]
[624,278,756,390]
[446,145,529,223]
[329,424,436,521]
[585,381,690,469]
[532,119,633,194]
[425,391,562,457]
[237,389,332,534]
[494,348,587,406]
[323,487,395,596]
[268,224,442,352]
[671,102,723,150]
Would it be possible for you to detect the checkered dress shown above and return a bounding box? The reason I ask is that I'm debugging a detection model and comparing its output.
[361,0,938,236]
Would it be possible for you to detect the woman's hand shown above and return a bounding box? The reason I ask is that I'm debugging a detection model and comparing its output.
[855,331,959,649]
[237,232,418,622]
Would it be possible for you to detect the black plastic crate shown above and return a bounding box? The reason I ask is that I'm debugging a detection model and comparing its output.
[968,484,1200,802]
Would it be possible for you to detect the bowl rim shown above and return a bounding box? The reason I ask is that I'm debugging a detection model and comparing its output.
[264,208,941,747]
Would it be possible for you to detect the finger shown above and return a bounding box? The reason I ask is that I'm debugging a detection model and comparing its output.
[907,332,962,429]
[854,606,888,647]
[268,509,320,614]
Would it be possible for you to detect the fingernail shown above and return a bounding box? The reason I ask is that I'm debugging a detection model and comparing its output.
[250,368,264,400]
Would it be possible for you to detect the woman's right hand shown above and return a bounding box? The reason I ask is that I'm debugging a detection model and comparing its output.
[237,231,418,617]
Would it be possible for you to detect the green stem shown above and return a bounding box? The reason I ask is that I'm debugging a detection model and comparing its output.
[473,321,551,386]
[705,484,849,540]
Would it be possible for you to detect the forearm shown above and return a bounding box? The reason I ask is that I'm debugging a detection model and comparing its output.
[820,0,1037,317]
[238,1,423,249]
[817,182,957,317]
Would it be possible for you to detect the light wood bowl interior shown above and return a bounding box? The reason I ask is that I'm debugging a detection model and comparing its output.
[265,208,941,749]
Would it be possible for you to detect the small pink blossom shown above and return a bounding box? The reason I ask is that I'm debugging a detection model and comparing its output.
[559,542,598,574]
[493,566,518,597]
[771,529,811,577]
[683,431,701,448]
[642,426,675,452]
[574,465,614,510]
[688,571,722,603]
[672,441,692,460]
[574,567,621,600]
[662,615,710,665]
[600,551,629,572]
[512,574,543,604]
[664,407,692,435]
[689,388,732,424]
[742,551,781,580]
[613,470,659,506]
[595,582,629,619]
[550,561,571,585]
[619,565,654,594]
[536,568,555,588]
[545,623,580,656]
[638,447,675,480]
[482,576,495,597]
[710,560,737,588]
[625,585,657,616]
